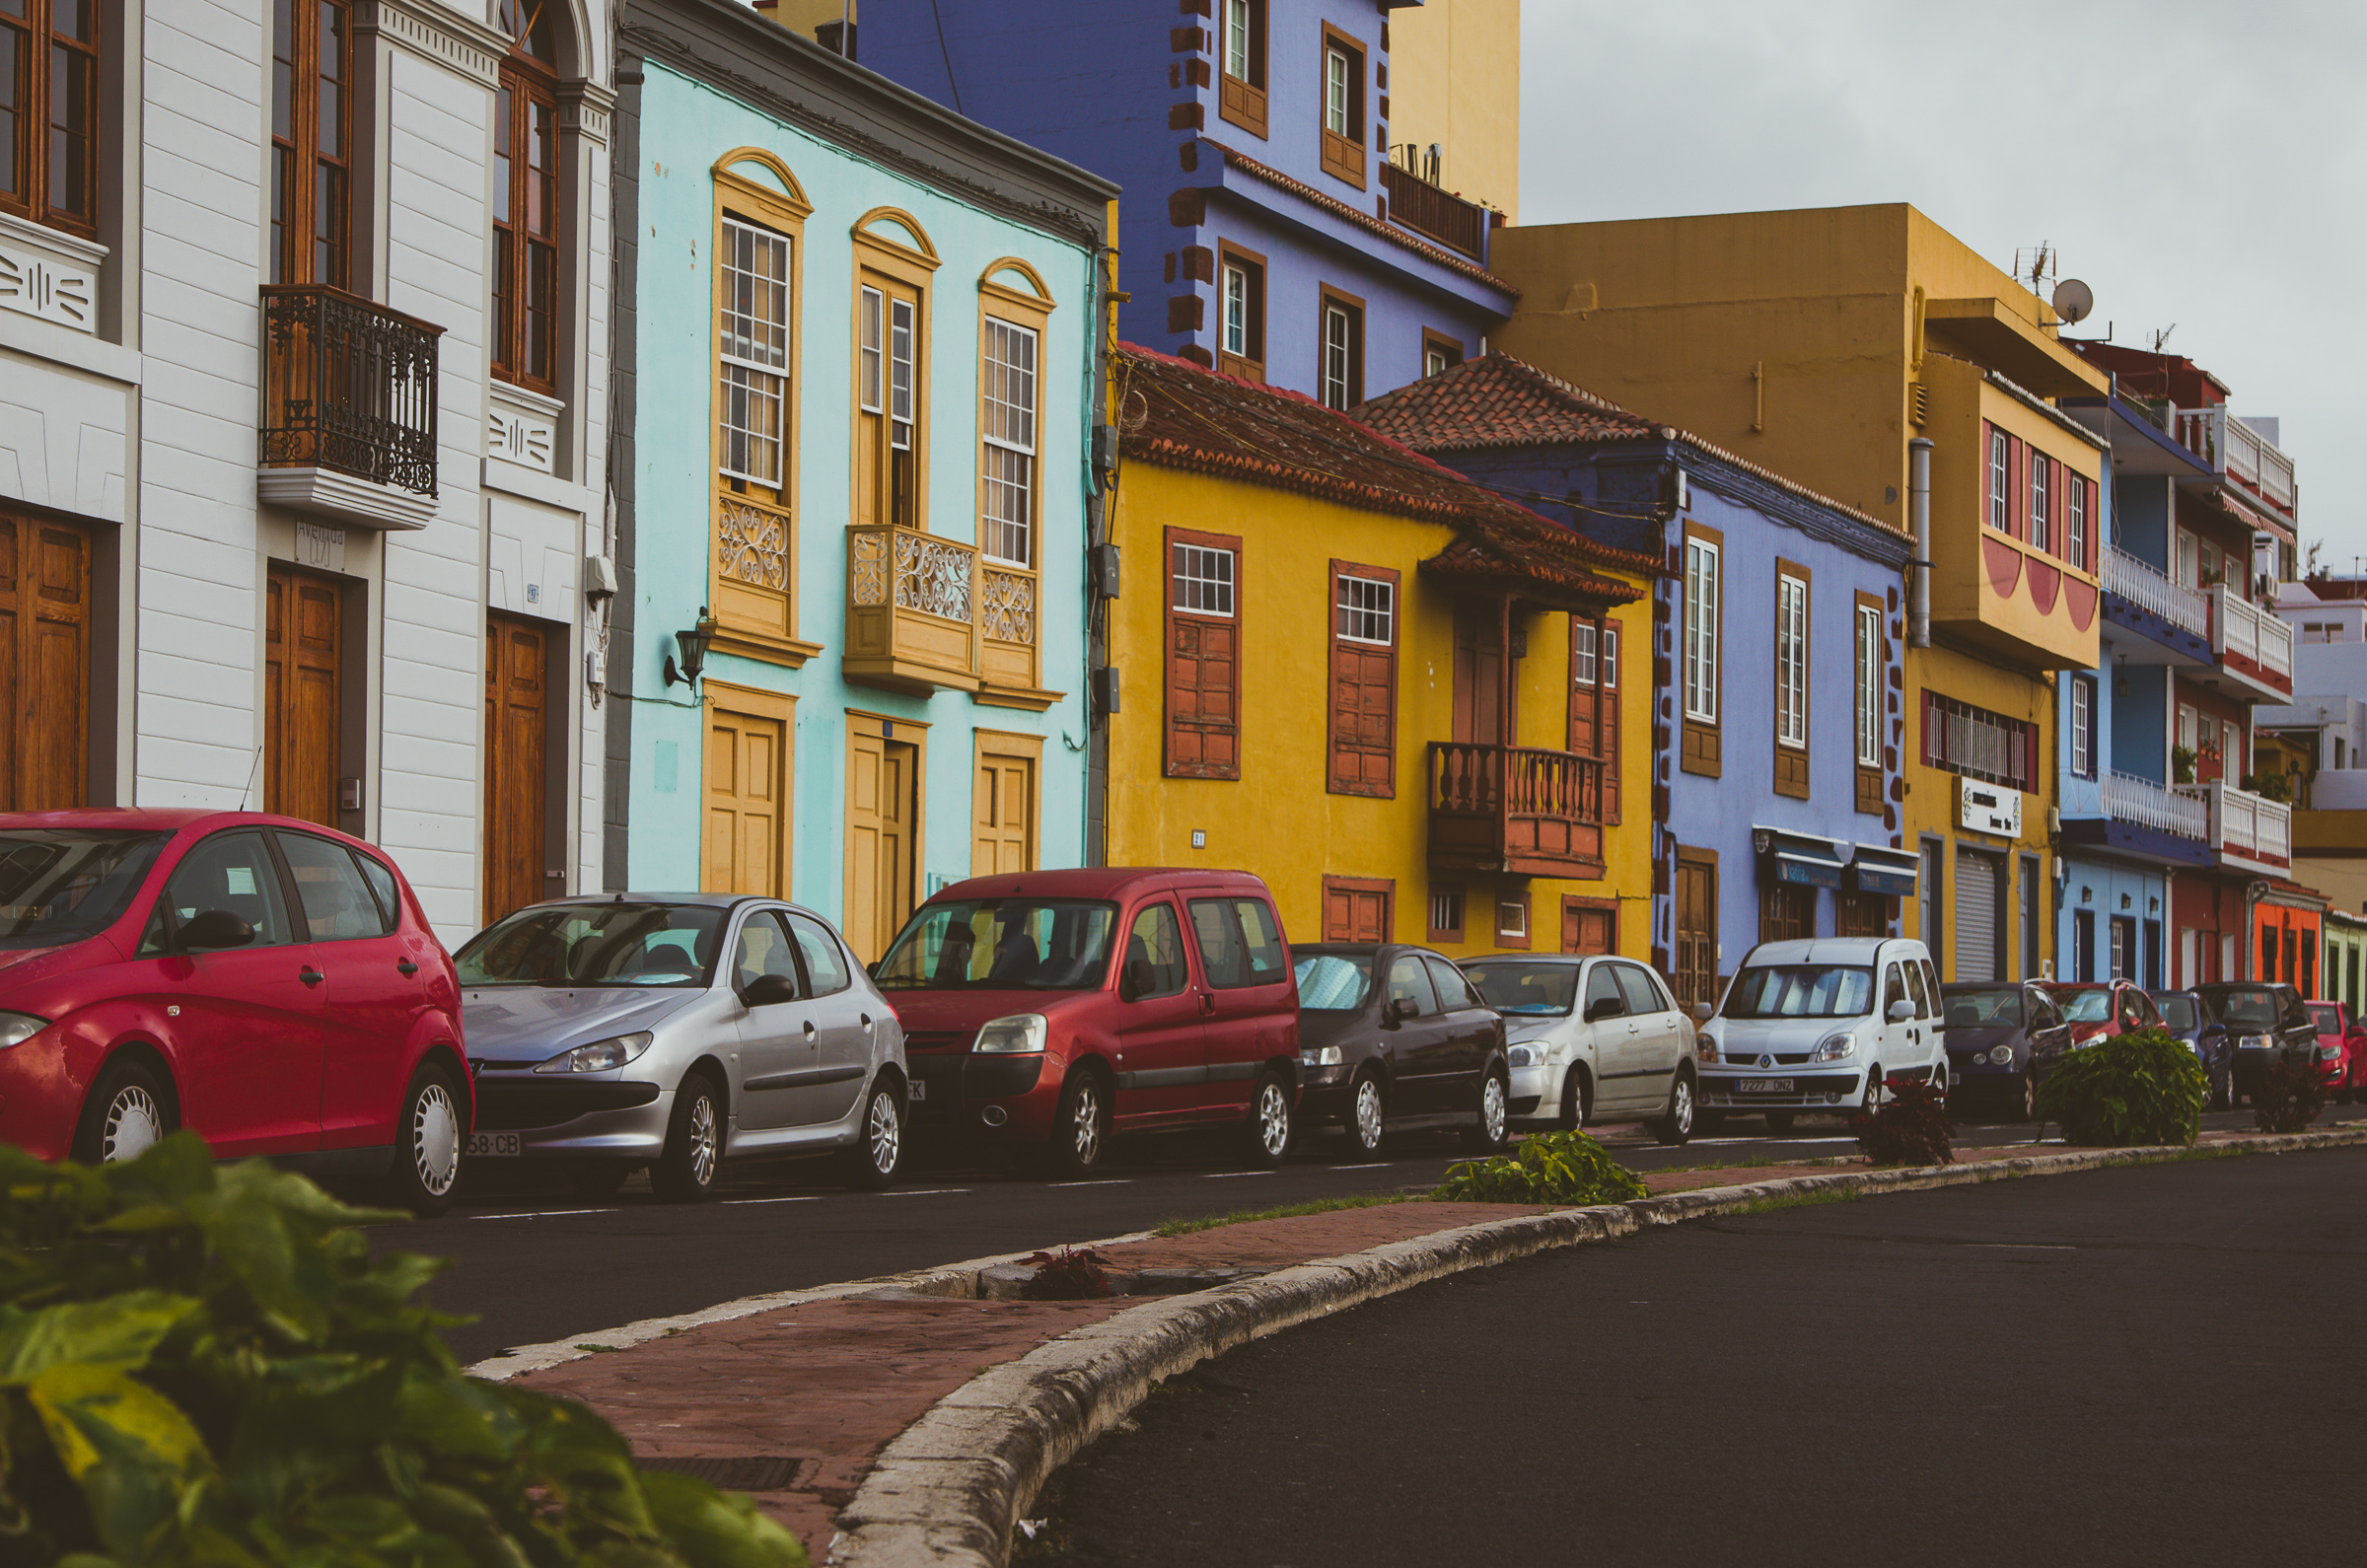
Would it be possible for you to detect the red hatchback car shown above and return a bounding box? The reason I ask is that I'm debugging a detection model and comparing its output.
[2038,979,2163,1046]
[0,809,470,1211]
[2304,1001,2366,1101]
[874,869,1302,1175]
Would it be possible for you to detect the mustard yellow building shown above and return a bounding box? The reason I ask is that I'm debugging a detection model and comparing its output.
[1384,0,1522,222]
[1106,345,1657,960]
[1493,205,2111,981]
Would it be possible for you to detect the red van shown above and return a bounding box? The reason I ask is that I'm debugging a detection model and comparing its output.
[874,869,1300,1175]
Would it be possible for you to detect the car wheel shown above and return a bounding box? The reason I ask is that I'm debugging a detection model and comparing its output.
[73,1059,175,1166]
[2012,1071,2037,1123]
[565,1161,633,1198]
[2212,1061,2233,1112]
[1763,1110,1796,1134]
[1243,1071,1293,1169]
[1045,1069,1110,1177]
[389,1059,466,1217]
[1464,1071,1511,1153]
[1928,1060,1949,1099]
[1340,1073,1387,1158]
[842,1079,904,1191]
[1562,1066,1592,1130]
[652,1073,724,1203]
[1651,1072,1695,1147]
[1859,1066,1887,1118]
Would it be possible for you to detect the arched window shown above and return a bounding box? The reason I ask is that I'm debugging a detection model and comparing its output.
[0,0,101,236]
[269,0,353,287]
[492,0,560,390]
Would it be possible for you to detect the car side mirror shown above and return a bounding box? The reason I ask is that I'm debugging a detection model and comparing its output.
[1888,999,1916,1024]
[1584,997,1624,1024]
[1119,960,1154,1003]
[1385,996,1418,1026]
[178,908,255,952]
[741,972,799,1009]
[1689,1003,1714,1024]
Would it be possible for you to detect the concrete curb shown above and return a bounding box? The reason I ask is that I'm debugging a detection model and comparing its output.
[826,1126,2367,1566]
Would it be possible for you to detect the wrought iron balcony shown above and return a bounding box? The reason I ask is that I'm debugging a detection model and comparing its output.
[258,286,442,501]
[1379,161,1488,261]
[1426,742,1604,879]
[844,525,981,693]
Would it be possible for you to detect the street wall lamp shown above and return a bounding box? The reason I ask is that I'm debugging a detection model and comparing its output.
[665,608,715,688]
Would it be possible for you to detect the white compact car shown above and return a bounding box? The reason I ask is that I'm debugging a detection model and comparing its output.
[1694,938,1947,1131]
[1462,953,1698,1145]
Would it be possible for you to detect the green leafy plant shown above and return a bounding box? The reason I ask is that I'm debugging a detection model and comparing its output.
[2172,746,2197,785]
[2252,1055,2327,1134]
[0,1132,806,1567]
[1848,1077,1957,1166]
[1432,1130,1647,1205]
[2035,1027,2207,1148]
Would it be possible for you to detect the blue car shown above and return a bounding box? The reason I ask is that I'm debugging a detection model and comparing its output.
[1941,982,2070,1120]
[2150,990,2232,1110]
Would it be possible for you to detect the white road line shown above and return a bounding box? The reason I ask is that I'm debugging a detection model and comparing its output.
[1327,1164,1393,1171]
[1047,1179,1132,1187]
[1203,1171,1276,1178]
[468,1207,618,1221]
[880,1188,969,1197]
[724,1195,825,1206]
[1686,1136,1858,1148]
[1967,1243,2076,1250]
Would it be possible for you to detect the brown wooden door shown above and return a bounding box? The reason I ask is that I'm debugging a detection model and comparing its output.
[972,749,1035,878]
[1323,877,1392,943]
[1676,856,1718,1011]
[264,563,341,826]
[483,614,548,925]
[0,514,91,811]
[1562,900,1614,956]
[1452,606,1503,746]
[1329,639,1395,795]
[703,706,786,898]
[845,720,917,962]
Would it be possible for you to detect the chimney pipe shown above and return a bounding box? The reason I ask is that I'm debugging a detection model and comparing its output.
[1909,437,1934,648]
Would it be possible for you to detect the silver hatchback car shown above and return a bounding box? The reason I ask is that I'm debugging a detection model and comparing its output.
[455,893,908,1201]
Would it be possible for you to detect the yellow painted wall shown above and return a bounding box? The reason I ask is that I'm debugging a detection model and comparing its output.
[760,0,850,39]
[1385,0,1521,222]
[1107,460,1651,959]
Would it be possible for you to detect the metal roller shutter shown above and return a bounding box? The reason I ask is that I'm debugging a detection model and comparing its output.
[1956,848,2001,982]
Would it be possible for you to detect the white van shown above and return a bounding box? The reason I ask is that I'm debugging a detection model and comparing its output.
[1692,938,1946,1131]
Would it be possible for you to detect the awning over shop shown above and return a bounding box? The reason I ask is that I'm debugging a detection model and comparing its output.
[1756,827,1845,889]
[1850,843,1921,898]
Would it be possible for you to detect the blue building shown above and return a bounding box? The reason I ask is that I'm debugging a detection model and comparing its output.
[1360,355,1917,1009]
[778,0,1515,405]
[607,0,1115,960]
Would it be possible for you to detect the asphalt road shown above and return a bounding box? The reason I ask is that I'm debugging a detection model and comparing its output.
[1021,1143,2367,1568]
[394,1100,2367,1367]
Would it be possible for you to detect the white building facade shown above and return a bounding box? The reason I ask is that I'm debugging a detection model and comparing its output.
[0,0,615,945]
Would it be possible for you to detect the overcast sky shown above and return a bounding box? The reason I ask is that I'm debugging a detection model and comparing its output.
[1521,0,2367,569]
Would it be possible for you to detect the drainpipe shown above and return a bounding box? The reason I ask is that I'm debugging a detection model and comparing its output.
[1908,438,1934,648]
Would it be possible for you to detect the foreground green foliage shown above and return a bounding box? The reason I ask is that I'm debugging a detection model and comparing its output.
[2036,1028,2207,1148]
[2253,1056,2327,1134]
[1433,1131,1648,1205]
[0,1133,806,1567]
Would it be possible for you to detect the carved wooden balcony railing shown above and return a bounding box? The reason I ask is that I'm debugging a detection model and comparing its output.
[1427,742,1605,878]
[844,524,981,693]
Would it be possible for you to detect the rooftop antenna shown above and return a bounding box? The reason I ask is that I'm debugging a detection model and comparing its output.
[2015,245,2056,299]
[2149,323,2178,354]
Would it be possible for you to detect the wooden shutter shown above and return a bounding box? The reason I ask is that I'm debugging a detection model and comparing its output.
[1568,617,1619,823]
[0,514,91,812]
[1327,562,1397,798]
[1562,898,1614,956]
[1322,876,1392,943]
[483,614,548,925]
[1166,529,1243,780]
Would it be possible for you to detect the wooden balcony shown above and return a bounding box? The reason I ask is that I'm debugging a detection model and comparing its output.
[844,525,980,694]
[977,561,1060,711]
[1379,162,1487,260]
[1427,742,1604,879]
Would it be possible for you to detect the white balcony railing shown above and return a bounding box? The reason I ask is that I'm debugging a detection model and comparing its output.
[2174,405,2298,522]
[2103,771,2208,840]
[2212,584,2295,687]
[2176,779,2292,870]
[2103,547,2210,639]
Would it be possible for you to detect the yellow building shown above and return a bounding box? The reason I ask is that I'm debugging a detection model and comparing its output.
[1492,204,2110,980]
[1107,345,1657,959]
[1384,0,1521,222]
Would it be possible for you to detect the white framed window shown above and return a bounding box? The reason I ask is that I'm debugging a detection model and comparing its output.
[1684,536,1721,724]
[718,216,791,485]
[1573,624,1618,687]
[2070,675,2095,779]
[2177,703,2198,752]
[1335,574,1394,644]
[859,285,884,412]
[1854,604,1882,768]
[2176,529,2199,589]
[2223,719,2243,773]
[1326,47,1350,137]
[1430,888,1464,936]
[1776,572,1808,748]
[1172,543,1236,616]
[889,296,915,451]
[2030,451,2051,552]
[1323,304,1353,409]
[1426,347,1448,377]
[1497,899,1528,940]
[1989,428,2011,532]
[1224,0,1252,81]
[2066,473,2088,569]
[1224,263,1249,357]
[980,319,1038,565]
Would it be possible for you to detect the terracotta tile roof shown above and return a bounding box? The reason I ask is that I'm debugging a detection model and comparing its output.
[1358,354,1904,538]
[1112,344,1654,603]
[1199,139,1519,299]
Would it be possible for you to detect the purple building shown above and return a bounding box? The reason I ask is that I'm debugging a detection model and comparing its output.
[781,1,1515,404]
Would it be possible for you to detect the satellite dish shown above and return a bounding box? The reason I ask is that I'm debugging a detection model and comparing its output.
[2052,278,2095,326]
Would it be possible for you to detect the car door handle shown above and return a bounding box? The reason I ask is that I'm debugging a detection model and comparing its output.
[299,967,324,987]
[859,1013,874,1033]
[396,960,419,976]
[1196,993,1215,1016]
[802,1020,818,1039]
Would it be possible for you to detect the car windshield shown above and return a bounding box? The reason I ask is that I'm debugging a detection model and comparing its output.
[1723,965,1873,1020]
[1463,962,1580,1017]
[0,831,171,952]
[1294,954,1373,1011]
[456,902,727,988]
[2057,989,2113,1023]
[875,898,1118,990]
[2199,988,2279,1028]
[2310,1005,2341,1034]
[1945,988,2025,1029]
[2155,996,2199,1032]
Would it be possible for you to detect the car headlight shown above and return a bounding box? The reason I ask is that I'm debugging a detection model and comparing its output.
[1506,1044,1552,1069]
[1300,1045,1344,1068]
[2323,1045,2344,1061]
[534,1032,654,1074]
[973,1014,1048,1054]
[1696,1035,1720,1063]
[2241,1034,2271,1051]
[1810,1033,1855,1063]
[0,1011,48,1050]
[1988,1044,2015,1066]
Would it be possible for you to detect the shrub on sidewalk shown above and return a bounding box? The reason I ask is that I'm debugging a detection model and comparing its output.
[2035,1027,2207,1147]
[1433,1130,1647,1205]
[1021,1245,1115,1299]
[2253,1055,2328,1134]
[0,1132,806,1567]
[1849,1077,1956,1166]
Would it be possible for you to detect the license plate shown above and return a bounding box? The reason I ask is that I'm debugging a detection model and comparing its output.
[1738,1079,1794,1094]
[907,1081,926,1102]
[466,1132,521,1158]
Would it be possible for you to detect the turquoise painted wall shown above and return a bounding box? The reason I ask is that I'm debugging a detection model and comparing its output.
[626,61,1097,911]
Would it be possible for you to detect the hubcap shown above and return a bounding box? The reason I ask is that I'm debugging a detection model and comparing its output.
[1671,1077,1693,1136]
[1353,1079,1384,1150]
[412,1083,460,1195]
[102,1085,164,1163]
[1481,1076,1507,1144]
[686,1093,718,1186]
[1256,1082,1290,1158]
[1072,1082,1101,1164]
[868,1090,900,1175]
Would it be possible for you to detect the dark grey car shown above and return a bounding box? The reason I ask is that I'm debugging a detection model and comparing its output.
[456,893,908,1201]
